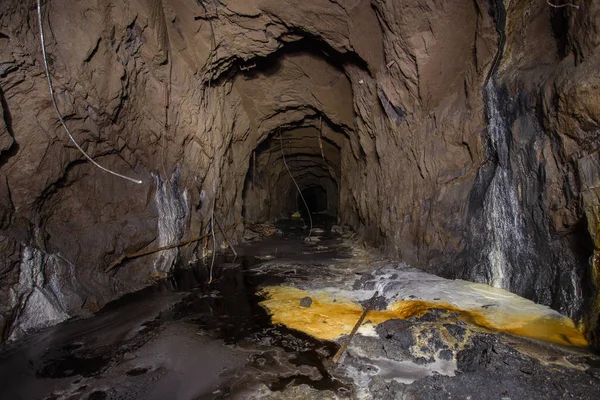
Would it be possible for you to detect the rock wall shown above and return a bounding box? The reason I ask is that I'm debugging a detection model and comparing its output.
[458,0,600,344]
[1,0,599,345]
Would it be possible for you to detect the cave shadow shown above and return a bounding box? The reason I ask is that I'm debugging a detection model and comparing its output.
[297,185,328,217]
[0,85,18,169]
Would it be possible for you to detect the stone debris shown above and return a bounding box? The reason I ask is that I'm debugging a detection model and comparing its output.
[247,223,279,237]
[331,225,345,234]
[299,296,313,308]
[305,236,321,244]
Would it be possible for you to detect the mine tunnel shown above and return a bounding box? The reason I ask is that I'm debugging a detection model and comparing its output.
[298,186,330,215]
[242,125,342,223]
[2,0,600,398]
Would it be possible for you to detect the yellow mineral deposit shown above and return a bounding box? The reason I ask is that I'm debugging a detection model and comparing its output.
[259,286,365,341]
[259,286,588,347]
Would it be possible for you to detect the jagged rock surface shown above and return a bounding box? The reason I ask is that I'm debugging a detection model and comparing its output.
[0,0,599,345]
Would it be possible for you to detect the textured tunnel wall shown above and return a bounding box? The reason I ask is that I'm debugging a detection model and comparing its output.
[2,0,600,344]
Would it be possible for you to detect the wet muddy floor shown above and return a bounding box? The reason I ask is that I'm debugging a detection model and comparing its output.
[2,217,600,399]
[0,218,356,399]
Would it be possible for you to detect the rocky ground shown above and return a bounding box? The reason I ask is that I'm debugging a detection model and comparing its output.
[1,220,599,400]
[338,314,600,399]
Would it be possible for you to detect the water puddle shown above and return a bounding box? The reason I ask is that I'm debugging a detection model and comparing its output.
[1,217,355,399]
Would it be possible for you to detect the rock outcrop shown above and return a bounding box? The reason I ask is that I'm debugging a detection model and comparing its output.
[457,0,600,344]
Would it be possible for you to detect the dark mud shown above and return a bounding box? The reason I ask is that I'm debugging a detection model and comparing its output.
[398,332,600,400]
[2,217,600,399]
[0,218,353,400]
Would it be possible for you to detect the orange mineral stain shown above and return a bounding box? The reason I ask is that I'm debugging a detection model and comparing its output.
[259,286,364,341]
[258,286,588,347]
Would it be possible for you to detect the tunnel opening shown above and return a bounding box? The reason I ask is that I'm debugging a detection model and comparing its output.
[242,124,342,224]
[298,186,328,215]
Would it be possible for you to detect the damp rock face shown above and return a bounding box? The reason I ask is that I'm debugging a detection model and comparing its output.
[0,0,600,345]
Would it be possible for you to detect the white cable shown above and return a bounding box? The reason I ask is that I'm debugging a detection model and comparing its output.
[208,205,216,284]
[546,0,579,9]
[37,0,142,185]
[279,134,312,239]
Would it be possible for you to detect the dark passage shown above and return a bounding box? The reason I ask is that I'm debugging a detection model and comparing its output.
[298,185,328,215]
[242,127,343,223]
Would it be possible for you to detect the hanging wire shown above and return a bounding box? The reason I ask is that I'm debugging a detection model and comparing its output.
[546,0,579,9]
[318,116,325,160]
[279,133,312,239]
[215,213,237,257]
[208,203,216,283]
[36,0,142,185]
[196,0,220,284]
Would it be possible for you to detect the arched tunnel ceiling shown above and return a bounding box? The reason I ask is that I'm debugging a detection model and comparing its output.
[228,43,355,223]
[197,0,384,80]
[233,51,355,140]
